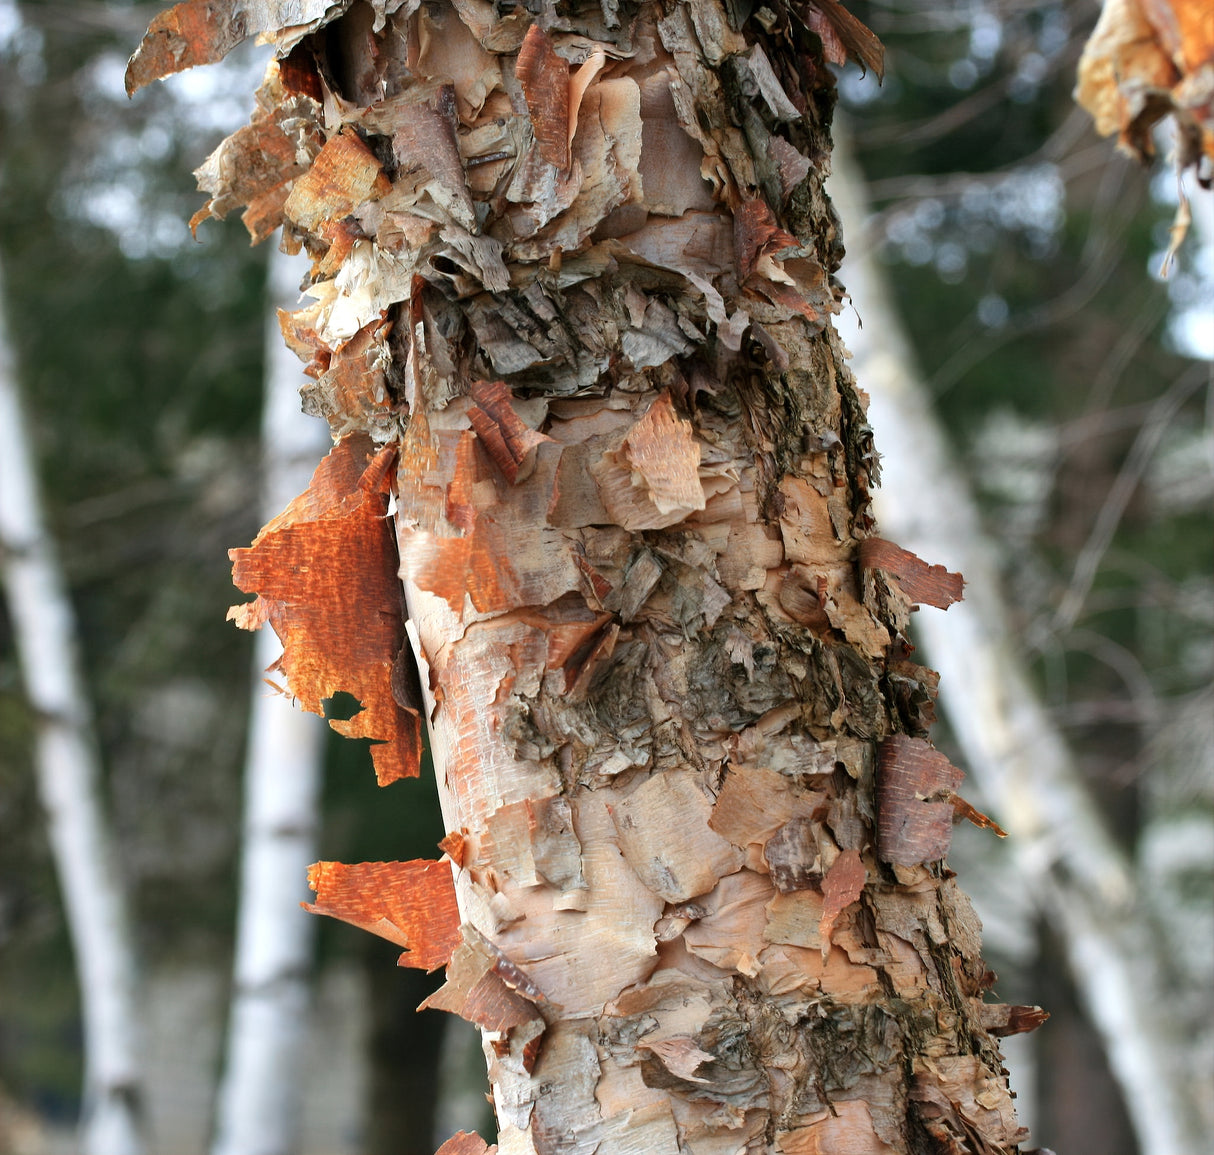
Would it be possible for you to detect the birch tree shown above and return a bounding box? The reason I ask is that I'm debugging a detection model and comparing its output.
[127,2,1046,1152]
[211,246,331,1155]
[0,249,144,1155]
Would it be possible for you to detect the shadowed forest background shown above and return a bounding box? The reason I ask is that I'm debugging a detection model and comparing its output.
[0,1,1211,1153]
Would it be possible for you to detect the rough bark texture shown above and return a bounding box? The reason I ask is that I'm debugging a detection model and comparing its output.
[127,2,1041,1152]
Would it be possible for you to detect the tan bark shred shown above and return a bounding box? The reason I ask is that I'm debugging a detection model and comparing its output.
[778,1098,898,1154]
[421,925,546,1035]
[1076,0,1214,164]
[189,73,321,240]
[911,1055,1029,1150]
[283,128,392,231]
[611,770,744,902]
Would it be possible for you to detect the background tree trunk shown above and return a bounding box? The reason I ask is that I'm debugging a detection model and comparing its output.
[829,123,1208,1155]
[211,246,331,1155]
[0,247,144,1155]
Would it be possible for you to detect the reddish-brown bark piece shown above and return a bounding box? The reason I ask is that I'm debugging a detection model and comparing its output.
[304,859,461,971]
[124,0,244,94]
[468,380,552,484]
[284,129,392,231]
[516,25,571,170]
[803,0,885,79]
[763,817,821,893]
[435,1132,497,1155]
[228,435,422,785]
[952,792,1008,837]
[977,1002,1050,1037]
[734,198,800,283]
[859,538,964,610]
[876,733,964,866]
[438,829,468,868]
[817,847,865,946]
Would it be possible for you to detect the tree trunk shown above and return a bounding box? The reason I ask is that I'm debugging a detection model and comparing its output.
[829,122,1207,1155]
[0,244,144,1155]
[127,2,1041,1151]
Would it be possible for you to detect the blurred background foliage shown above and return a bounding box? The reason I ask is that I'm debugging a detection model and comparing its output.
[0,0,1210,1152]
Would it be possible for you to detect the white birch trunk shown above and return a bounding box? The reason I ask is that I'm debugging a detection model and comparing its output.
[0,252,144,1154]
[829,126,1208,1155]
[211,247,331,1155]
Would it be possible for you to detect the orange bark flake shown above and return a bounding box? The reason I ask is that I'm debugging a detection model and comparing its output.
[228,434,422,786]
[876,733,964,867]
[283,129,393,232]
[1076,0,1214,171]
[952,792,1008,838]
[435,1133,497,1155]
[858,538,964,610]
[124,0,245,95]
[438,829,468,868]
[467,380,552,484]
[516,25,571,170]
[817,847,866,947]
[304,859,461,971]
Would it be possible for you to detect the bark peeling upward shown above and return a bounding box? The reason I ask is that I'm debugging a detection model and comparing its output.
[128,1,1044,1151]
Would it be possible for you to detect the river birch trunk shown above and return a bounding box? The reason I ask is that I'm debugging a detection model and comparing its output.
[127,2,1042,1151]
[829,125,1207,1155]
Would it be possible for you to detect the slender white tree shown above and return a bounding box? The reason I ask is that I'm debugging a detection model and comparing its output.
[0,249,144,1154]
[211,246,331,1155]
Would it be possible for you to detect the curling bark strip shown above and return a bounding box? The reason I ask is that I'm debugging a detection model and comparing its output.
[128,1,1046,1151]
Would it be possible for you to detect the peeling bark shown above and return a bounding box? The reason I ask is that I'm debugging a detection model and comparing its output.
[830,122,1208,1155]
[128,1,1041,1151]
